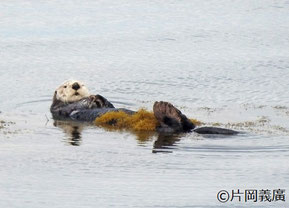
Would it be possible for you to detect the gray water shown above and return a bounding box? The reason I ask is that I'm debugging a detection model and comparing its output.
[1,0,289,207]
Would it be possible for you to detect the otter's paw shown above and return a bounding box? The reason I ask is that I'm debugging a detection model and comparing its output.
[153,101,195,132]
[88,95,114,108]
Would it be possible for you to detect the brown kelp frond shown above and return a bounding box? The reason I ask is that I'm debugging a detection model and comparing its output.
[95,108,202,131]
[95,109,158,131]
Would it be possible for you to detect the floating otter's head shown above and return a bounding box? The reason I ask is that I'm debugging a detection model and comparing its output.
[54,80,90,103]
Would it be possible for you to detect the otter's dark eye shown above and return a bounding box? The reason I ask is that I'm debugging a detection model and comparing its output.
[64,86,67,88]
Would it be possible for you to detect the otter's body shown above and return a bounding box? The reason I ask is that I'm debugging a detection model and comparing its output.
[51,94,119,121]
[51,80,239,135]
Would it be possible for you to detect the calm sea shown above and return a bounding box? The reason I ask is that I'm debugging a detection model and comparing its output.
[1,0,289,207]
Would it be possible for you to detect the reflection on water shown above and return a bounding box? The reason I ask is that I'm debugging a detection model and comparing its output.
[53,120,86,146]
[53,118,184,153]
[153,133,182,153]
[53,119,158,147]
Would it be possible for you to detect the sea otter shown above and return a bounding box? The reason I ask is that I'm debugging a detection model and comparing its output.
[50,80,239,135]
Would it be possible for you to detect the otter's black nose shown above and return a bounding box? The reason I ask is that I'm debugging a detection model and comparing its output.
[72,82,80,90]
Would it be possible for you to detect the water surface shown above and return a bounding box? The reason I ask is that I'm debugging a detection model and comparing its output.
[1,0,289,207]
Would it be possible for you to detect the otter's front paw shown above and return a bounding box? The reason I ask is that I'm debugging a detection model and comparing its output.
[87,95,114,108]
[86,95,100,108]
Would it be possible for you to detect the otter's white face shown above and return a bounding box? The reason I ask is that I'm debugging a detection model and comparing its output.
[55,80,90,103]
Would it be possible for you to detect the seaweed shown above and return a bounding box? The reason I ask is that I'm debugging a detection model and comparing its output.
[95,108,202,132]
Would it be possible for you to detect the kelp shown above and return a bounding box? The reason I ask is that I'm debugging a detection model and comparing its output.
[95,108,201,131]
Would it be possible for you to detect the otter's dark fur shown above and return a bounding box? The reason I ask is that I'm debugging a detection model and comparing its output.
[50,94,117,119]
